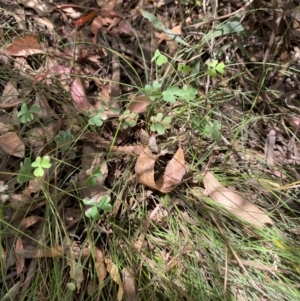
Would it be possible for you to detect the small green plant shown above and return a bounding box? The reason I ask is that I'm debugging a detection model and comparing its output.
[83,195,112,221]
[151,49,168,66]
[162,85,197,103]
[17,157,34,184]
[84,166,104,187]
[191,117,222,140]
[55,130,74,151]
[17,103,40,123]
[31,156,52,177]
[150,113,172,135]
[119,109,139,129]
[203,119,222,140]
[144,80,162,101]
[206,59,225,78]
[178,64,191,75]
[88,108,107,126]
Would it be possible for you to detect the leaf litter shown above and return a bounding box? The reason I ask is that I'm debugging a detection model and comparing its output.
[202,171,273,229]
[1,0,300,300]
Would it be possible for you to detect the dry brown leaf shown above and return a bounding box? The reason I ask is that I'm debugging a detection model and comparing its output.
[139,129,150,145]
[135,147,185,193]
[110,21,133,35]
[95,248,107,286]
[23,179,42,197]
[15,238,24,276]
[3,35,44,57]
[105,258,124,301]
[127,95,150,114]
[122,267,138,301]
[203,172,273,229]
[0,122,12,134]
[1,81,19,107]
[156,147,185,192]
[135,147,160,191]
[149,133,158,153]
[156,24,183,44]
[91,15,103,37]
[20,216,43,230]
[70,77,91,111]
[265,129,276,166]
[0,132,25,158]
[0,101,21,109]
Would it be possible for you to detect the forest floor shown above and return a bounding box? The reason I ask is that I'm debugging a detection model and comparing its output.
[1,0,300,300]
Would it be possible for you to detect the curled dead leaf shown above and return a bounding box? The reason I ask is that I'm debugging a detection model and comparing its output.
[135,147,185,193]
[95,248,107,286]
[127,95,150,114]
[105,258,124,301]
[71,77,91,111]
[122,267,138,301]
[3,35,44,57]
[15,238,24,276]
[0,132,25,158]
[203,172,273,229]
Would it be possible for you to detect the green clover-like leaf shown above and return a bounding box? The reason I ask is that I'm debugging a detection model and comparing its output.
[96,196,112,211]
[144,81,162,101]
[83,195,112,221]
[152,80,162,90]
[206,60,226,78]
[84,167,103,187]
[178,64,190,74]
[151,123,165,135]
[55,130,74,151]
[33,166,44,177]
[203,120,221,140]
[150,113,172,135]
[162,86,180,103]
[17,158,34,184]
[85,206,101,220]
[89,116,104,126]
[17,104,40,123]
[66,283,76,291]
[119,109,138,129]
[162,116,172,127]
[31,156,52,177]
[88,108,107,127]
[182,85,197,101]
[152,49,168,66]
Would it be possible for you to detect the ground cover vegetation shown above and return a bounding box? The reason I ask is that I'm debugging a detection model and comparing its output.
[1,0,300,300]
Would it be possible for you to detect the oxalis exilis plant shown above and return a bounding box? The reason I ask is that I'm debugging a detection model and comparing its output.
[82,195,112,221]
[150,112,171,135]
[84,166,104,187]
[88,108,107,127]
[17,103,40,123]
[206,59,226,78]
[31,156,52,177]
[145,49,197,104]
[119,109,139,129]
[17,156,52,183]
